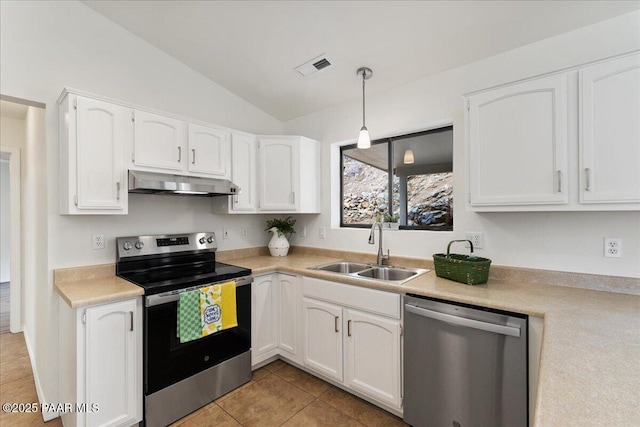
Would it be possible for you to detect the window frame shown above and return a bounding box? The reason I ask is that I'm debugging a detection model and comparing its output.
[339,126,453,231]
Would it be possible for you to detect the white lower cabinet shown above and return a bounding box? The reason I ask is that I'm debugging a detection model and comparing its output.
[251,273,302,367]
[251,274,279,366]
[302,298,343,382]
[59,297,142,427]
[344,309,401,408]
[302,277,402,411]
[278,273,300,362]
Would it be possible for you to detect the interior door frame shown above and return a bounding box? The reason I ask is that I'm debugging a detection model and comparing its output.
[0,145,21,333]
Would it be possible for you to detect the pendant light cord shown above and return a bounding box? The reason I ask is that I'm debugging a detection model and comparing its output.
[362,74,366,127]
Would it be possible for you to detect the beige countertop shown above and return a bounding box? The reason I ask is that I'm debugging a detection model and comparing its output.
[54,264,144,308]
[231,254,640,427]
[54,253,640,426]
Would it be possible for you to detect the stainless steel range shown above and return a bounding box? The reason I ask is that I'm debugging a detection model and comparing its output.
[116,232,253,427]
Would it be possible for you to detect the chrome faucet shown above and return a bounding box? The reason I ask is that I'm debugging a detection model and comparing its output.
[368,222,390,265]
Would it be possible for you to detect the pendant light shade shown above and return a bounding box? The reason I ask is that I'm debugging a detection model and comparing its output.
[356,67,372,149]
[403,149,415,164]
[357,126,371,149]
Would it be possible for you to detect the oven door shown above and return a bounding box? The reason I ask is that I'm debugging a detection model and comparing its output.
[144,278,251,395]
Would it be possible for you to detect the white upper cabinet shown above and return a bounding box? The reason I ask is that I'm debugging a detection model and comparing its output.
[133,110,186,171]
[230,133,257,212]
[59,92,129,214]
[257,136,321,213]
[466,52,640,211]
[579,53,640,204]
[187,123,231,178]
[468,73,568,206]
[258,137,297,211]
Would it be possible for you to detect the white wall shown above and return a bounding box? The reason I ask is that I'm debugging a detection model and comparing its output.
[0,0,283,413]
[1,115,25,283]
[284,11,640,279]
[0,161,10,282]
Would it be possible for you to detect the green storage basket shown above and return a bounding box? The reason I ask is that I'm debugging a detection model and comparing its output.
[433,240,491,285]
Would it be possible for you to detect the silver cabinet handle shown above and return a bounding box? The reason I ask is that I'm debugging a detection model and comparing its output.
[234,195,239,203]
[129,311,134,331]
[177,146,182,162]
[334,316,339,333]
[557,170,562,193]
[116,182,120,201]
[585,168,591,191]
[405,304,521,337]
[292,191,295,204]
[347,319,352,337]
[192,148,196,165]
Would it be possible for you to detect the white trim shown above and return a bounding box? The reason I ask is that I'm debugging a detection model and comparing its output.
[463,49,640,97]
[23,329,60,421]
[0,145,21,333]
[58,87,257,138]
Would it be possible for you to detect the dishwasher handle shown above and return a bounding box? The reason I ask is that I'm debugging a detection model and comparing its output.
[405,303,521,338]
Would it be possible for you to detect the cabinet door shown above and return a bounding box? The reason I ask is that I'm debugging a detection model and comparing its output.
[468,73,568,206]
[278,274,298,359]
[188,123,231,177]
[231,134,257,212]
[345,309,401,408]
[258,138,298,211]
[580,53,640,203]
[251,275,278,366]
[75,96,127,210]
[302,297,342,381]
[85,299,139,427]
[133,110,185,171]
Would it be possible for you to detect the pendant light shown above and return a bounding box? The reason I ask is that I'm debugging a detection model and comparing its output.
[356,67,372,149]
[403,149,415,164]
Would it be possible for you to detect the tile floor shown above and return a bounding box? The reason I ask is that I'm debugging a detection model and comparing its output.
[171,359,408,427]
[1,332,407,427]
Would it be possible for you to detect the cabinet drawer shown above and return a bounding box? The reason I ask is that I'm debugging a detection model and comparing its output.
[302,277,400,319]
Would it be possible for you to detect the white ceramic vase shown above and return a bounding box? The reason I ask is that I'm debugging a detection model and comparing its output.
[267,227,290,257]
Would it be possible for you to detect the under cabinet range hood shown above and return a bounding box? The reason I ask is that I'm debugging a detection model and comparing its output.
[128,170,239,197]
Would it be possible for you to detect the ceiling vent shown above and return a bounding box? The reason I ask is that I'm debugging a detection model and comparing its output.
[294,54,332,77]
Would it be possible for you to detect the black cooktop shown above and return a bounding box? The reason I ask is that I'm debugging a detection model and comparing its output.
[117,260,251,296]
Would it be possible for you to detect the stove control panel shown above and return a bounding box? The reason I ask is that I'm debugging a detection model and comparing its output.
[116,232,217,260]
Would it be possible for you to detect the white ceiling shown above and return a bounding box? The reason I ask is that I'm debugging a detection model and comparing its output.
[83,1,640,121]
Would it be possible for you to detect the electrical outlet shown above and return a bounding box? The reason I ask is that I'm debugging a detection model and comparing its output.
[92,234,105,250]
[319,227,326,239]
[222,228,230,240]
[301,226,307,238]
[604,238,622,258]
[241,228,248,239]
[465,232,484,249]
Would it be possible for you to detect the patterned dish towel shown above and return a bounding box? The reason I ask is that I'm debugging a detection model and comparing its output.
[176,281,238,343]
[177,289,202,343]
[201,281,238,336]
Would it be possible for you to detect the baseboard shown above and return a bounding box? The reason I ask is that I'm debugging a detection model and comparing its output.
[23,329,60,422]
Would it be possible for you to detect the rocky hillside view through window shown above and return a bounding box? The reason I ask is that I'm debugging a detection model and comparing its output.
[342,156,453,229]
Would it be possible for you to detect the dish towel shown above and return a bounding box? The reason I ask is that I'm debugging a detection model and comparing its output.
[177,289,202,343]
[200,281,238,336]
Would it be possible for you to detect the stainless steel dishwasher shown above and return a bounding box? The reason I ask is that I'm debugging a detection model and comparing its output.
[403,294,528,427]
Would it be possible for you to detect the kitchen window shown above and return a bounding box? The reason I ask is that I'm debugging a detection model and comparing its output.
[340,126,453,231]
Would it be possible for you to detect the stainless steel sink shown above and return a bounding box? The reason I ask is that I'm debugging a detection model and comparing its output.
[309,261,429,285]
[313,261,370,274]
[356,266,418,281]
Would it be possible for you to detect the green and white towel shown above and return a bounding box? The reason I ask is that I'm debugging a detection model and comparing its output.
[177,289,202,343]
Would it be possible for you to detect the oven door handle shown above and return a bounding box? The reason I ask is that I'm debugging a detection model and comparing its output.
[145,275,253,307]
